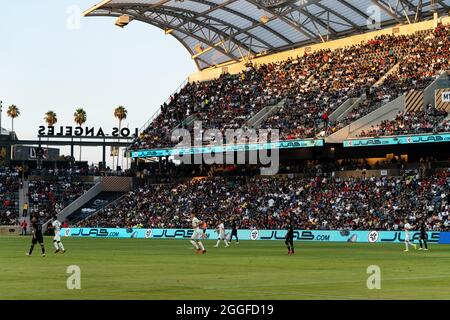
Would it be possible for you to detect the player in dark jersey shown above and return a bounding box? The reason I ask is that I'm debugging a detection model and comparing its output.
[418,221,429,251]
[26,216,46,257]
[285,219,294,255]
[230,220,239,244]
[201,222,207,240]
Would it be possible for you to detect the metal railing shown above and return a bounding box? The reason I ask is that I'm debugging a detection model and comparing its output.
[42,182,103,232]
[125,78,190,155]
[137,77,189,135]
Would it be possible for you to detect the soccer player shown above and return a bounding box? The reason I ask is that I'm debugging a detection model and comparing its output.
[285,219,294,255]
[404,220,417,252]
[214,220,229,248]
[418,220,429,251]
[201,222,207,240]
[230,220,239,244]
[52,217,66,254]
[26,216,45,257]
[190,213,206,254]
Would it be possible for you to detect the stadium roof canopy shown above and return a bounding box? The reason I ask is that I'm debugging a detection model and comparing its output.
[85,0,450,70]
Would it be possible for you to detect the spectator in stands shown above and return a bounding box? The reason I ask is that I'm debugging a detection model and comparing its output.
[20,219,27,236]
[358,106,448,137]
[22,202,28,218]
[27,178,93,221]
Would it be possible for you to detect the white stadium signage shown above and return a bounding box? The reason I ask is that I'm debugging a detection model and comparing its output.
[442,91,450,103]
[250,229,259,241]
[368,231,380,243]
[145,229,153,239]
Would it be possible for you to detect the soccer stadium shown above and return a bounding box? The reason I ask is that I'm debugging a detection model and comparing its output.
[1,0,450,305]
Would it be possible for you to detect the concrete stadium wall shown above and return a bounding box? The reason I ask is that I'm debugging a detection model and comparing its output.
[327,95,406,141]
[436,87,450,113]
[330,97,358,122]
[28,175,98,182]
[335,96,366,122]
[424,72,450,108]
[188,16,450,83]
[101,176,134,192]
[333,169,401,179]
[0,226,20,236]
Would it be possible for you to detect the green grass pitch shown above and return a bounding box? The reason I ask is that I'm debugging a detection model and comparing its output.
[1,236,450,300]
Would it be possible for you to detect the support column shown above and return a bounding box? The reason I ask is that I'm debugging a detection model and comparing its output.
[70,139,74,168]
[102,143,106,170]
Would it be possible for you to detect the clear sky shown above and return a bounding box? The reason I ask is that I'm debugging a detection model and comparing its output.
[0,0,197,168]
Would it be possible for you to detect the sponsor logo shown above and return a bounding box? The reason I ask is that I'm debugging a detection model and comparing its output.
[413,136,444,143]
[299,231,330,241]
[345,134,450,147]
[132,139,323,158]
[250,229,259,240]
[62,228,442,244]
[145,229,153,239]
[71,228,109,237]
[152,229,194,238]
[261,230,293,240]
[368,231,379,243]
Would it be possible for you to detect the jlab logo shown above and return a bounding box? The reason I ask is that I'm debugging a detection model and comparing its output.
[72,228,109,237]
[145,229,153,239]
[64,228,71,237]
[250,229,259,241]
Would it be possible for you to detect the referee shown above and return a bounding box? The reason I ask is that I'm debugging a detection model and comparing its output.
[230,220,239,244]
[418,220,429,251]
[27,216,46,257]
[285,219,294,255]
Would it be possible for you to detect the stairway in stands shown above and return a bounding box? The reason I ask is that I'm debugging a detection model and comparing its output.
[42,176,135,232]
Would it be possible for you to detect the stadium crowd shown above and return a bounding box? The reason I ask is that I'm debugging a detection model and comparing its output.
[131,64,278,149]
[358,107,449,137]
[330,24,450,134]
[130,24,449,148]
[0,168,20,225]
[80,170,450,231]
[28,179,94,220]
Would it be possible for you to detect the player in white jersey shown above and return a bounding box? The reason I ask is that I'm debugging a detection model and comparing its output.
[190,213,206,254]
[52,217,66,254]
[214,221,229,248]
[404,220,417,252]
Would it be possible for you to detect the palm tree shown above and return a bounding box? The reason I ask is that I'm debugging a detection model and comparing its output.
[73,108,87,162]
[44,110,58,127]
[113,106,127,170]
[44,111,58,159]
[7,105,20,161]
[7,105,20,132]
